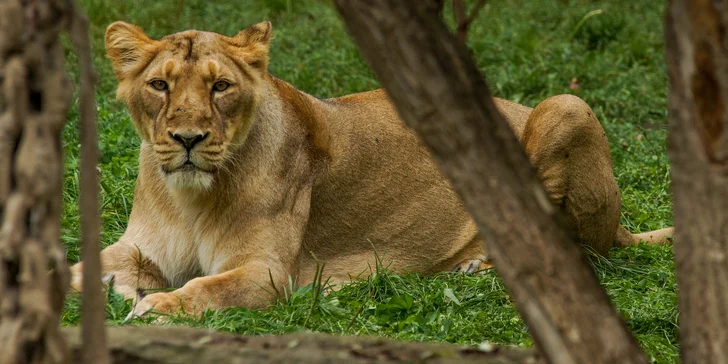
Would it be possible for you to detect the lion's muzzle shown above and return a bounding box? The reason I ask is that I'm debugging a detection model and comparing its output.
[169,129,210,151]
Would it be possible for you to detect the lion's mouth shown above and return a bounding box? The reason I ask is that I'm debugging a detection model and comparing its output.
[163,161,214,174]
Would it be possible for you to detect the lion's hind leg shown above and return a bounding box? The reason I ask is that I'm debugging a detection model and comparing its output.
[521,94,621,255]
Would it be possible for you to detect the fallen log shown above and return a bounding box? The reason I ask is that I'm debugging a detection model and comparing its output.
[61,326,536,363]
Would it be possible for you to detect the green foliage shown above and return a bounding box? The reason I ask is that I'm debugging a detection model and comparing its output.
[571,10,626,50]
[61,0,677,363]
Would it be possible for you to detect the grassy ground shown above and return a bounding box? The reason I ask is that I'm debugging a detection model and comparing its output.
[60,0,677,363]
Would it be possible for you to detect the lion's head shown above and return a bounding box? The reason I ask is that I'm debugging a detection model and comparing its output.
[105,21,273,190]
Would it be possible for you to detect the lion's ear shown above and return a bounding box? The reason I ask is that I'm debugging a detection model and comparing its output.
[105,21,158,80]
[232,21,273,70]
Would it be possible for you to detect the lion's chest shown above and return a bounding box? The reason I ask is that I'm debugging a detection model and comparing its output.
[138,209,228,287]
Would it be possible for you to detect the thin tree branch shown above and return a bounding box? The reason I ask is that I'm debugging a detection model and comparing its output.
[452,0,468,40]
[68,3,109,364]
[465,0,488,27]
[452,0,488,42]
[176,0,185,19]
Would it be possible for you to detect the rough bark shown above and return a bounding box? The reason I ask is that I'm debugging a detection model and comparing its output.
[333,2,648,363]
[0,1,107,363]
[0,1,72,363]
[665,1,728,363]
[60,326,536,364]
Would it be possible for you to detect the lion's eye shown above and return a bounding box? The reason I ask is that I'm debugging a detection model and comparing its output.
[150,80,168,91]
[213,81,230,92]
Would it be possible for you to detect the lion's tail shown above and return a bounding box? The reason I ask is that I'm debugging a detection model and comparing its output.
[614,225,674,247]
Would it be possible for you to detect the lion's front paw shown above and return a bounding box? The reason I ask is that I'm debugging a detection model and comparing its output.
[69,270,115,293]
[453,258,493,273]
[126,291,191,321]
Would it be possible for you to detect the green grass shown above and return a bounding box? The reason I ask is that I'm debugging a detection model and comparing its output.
[60,0,677,363]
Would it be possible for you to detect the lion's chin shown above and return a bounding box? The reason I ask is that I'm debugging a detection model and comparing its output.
[163,168,215,191]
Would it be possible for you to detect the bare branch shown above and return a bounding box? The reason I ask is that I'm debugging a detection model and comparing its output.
[453,0,488,42]
[67,3,109,364]
[452,0,467,40]
[430,0,446,19]
[176,0,185,19]
[465,0,488,28]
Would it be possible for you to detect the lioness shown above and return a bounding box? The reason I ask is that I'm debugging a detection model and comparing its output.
[71,21,672,318]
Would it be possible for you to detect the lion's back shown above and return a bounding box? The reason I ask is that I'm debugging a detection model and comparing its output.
[299,89,482,285]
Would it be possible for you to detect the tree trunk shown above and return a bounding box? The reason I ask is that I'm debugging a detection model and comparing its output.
[333,2,648,363]
[0,1,72,363]
[665,1,728,363]
[0,1,107,363]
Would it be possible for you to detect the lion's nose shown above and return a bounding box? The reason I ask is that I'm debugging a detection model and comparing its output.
[169,130,209,151]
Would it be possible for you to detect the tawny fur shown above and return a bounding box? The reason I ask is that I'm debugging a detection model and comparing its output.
[70,21,673,317]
